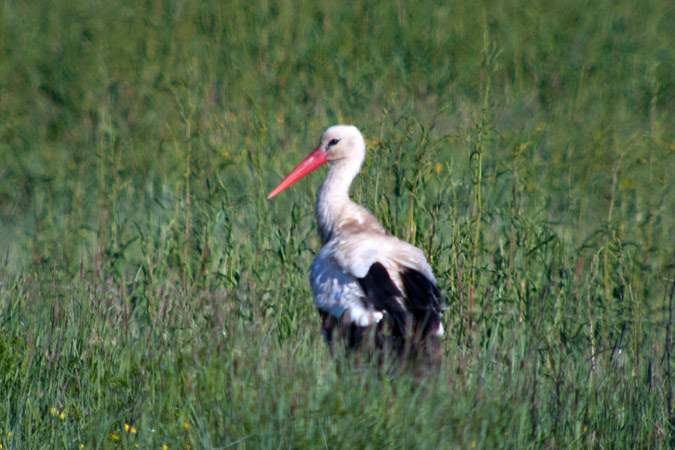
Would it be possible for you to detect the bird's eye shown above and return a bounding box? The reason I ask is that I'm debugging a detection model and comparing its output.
[328,138,340,147]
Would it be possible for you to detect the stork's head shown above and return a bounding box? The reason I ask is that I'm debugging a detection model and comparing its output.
[316,125,366,163]
[267,125,366,199]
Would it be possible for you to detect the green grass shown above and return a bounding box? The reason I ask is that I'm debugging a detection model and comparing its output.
[1,0,674,447]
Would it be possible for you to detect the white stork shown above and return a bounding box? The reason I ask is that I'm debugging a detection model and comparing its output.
[268,125,444,357]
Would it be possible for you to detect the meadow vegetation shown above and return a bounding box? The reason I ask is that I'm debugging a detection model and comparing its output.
[0,0,674,447]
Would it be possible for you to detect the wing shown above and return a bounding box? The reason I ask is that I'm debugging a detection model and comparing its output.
[326,231,436,292]
[356,262,409,338]
[311,232,443,335]
[356,261,444,338]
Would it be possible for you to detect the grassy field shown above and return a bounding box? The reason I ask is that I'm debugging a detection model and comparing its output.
[1,0,674,447]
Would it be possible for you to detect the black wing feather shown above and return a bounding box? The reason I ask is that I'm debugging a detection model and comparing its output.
[400,268,442,338]
[357,262,409,338]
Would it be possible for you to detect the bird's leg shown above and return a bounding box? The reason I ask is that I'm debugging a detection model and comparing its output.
[375,320,386,372]
[375,320,385,351]
[319,311,337,358]
[346,323,362,350]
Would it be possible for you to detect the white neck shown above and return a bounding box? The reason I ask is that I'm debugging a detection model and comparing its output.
[315,156,363,243]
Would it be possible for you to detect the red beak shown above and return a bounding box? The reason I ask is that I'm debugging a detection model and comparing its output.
[267,148,327,199]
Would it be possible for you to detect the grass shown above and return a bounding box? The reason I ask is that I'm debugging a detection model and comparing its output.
[1,0,674,447]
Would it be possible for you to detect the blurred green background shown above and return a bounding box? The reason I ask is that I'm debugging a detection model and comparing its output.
[0,0,673,447]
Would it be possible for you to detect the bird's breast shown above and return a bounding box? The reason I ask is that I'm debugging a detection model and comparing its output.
[309,247,384,327]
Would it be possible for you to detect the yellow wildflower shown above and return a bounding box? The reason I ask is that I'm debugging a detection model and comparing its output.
[124,423,130,432]
[59,411,65,420]
[51,407,57,415]
[109,433,120,440]
[183,421,189,429]
[131,427,137,434]
[162,445,168,450]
